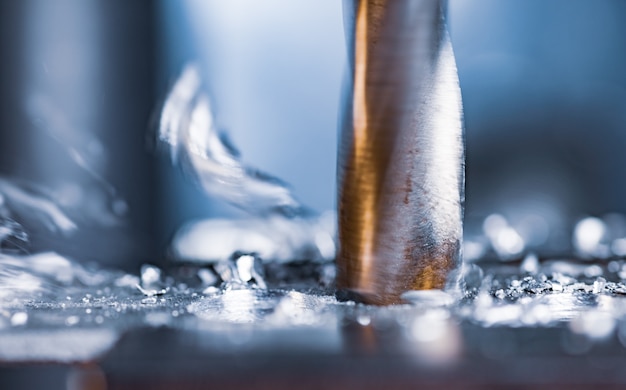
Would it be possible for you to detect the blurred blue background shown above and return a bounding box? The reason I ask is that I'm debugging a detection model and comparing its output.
[158,0,626,254]
[1,0,626,266]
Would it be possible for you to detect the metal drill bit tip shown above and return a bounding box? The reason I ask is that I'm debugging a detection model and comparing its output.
[336,0,465,305]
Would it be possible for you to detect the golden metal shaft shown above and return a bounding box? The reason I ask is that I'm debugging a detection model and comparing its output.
[337,0,465,305]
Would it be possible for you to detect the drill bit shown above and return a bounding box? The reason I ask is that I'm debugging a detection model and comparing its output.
[337,0,465,305]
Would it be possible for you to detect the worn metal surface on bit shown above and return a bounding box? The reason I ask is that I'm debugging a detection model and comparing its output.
[337,0,465,305]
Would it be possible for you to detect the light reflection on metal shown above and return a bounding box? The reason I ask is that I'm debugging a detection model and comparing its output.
[158,65,303,217]
[407,309,461,366]
[483,214,525,259]
[573,216,609,258]
[171,213,336,264]
[337,0,465,305]
[0,178,77,234]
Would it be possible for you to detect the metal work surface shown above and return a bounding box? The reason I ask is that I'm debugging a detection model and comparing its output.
[1,256,626,388]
